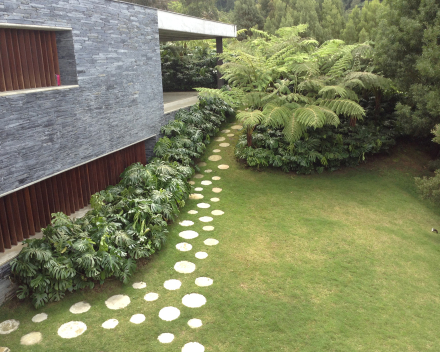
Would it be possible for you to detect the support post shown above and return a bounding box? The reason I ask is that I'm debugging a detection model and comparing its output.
[216,37,224,89]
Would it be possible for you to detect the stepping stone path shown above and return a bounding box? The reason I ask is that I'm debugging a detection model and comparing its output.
[195,187,203,191]
[144,292,159,301]
[195,252,208,259]
[58,321,87,339]
[20,332,42,345]
[182,294,207,308]
[188,210,198,214]
[208,155,222,161]
[188,319,203,328]
[179,220,194,226]
[132,282,146,289]
[194,174,204,178]
[130,314,145,324]
[159,307,180,321]
[195,277,213,287]
[0,320,19,334]
[174,261,196,273]
[179,230,199,239]
[164,279,182,290]
[221,129,230,133]
[105,295,130,310]
[212,176,221,180]
[219,143,230,147]
[201,180,212,185]
[189,180,195,185]
[204,169,212,173]
[32,313,47,323]
[204,239,219,246]
[102,319,118,329]
[198,162,207,167]
[211,197,220,202]
[231,124,243,130]
[176,242,192,251]
[197,203,210,208]
[158,333,174,343]
[203,225,214,231]
[213,149,221,153]
[189,194,204,200]
[199,216,213,222]
[211,210,224,216]
[212,188,222,193]
[214,137,225,141]
[69,301,91,314]
[218,164,229,169]
[227,133,234,137]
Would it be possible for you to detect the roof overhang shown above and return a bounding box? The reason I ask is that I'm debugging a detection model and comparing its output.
[158,10,237,42]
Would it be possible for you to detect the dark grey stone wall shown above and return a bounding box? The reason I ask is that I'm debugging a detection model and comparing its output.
[0,0,164,195]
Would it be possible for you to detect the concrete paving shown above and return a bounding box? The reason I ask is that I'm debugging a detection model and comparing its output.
[163,92,199,114]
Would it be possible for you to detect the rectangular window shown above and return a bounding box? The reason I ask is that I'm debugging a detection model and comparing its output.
[0,28,60,92]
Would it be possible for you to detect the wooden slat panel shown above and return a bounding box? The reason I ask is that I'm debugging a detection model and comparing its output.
[40,31,54,86]
[23,188,35,237]
[11,193,24,242]
[75,168,84,209]
[0,198,12,249]
[34,31,47,87]
[29,184,41,232]
[61,172,72,215]
[80,165,91,205]
[4,29,19,90]
[0,29,13,91]
[16,190,30,239]
[44,31,57,86]
[23,30,36,89]
[45,178,56,217]
[55,174,66,214]
[17,30,31,89]
[4,195,18,245]
[40,180,52,224]
[50,32,60,76]
[68,170,77,213]
[11,30,25,89]
[51,173,61,213]
[70,168,80,212]
[0,50,6,92]
[28,30,42,88]
[0,220,4,252]
[140,142,147,165]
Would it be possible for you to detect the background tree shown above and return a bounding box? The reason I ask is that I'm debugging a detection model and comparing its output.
[320,0,345,41]
[375,0,440,137]
[233,0,265,33]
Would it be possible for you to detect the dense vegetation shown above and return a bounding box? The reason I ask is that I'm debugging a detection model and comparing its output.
[10,98,233,308]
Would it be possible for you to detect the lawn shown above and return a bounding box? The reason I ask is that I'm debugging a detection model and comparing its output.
[1,124,440,351]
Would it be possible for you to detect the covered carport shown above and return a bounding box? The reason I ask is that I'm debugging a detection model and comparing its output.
[157,10,237,114]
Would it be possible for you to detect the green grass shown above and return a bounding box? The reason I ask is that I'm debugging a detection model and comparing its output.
[2,126,440,351]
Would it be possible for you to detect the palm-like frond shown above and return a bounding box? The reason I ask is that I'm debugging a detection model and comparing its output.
[236,110,265,130]
[262,104,291,128]
[319,99,365,119]
[318,85,359,101]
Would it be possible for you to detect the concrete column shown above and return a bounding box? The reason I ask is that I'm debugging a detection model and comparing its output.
[216,37,224,89]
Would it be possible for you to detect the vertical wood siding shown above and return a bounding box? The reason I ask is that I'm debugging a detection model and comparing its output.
[0,28,60,92]
[0,142,146,252]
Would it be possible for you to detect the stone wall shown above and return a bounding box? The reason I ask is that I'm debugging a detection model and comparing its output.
[0,0,164,196]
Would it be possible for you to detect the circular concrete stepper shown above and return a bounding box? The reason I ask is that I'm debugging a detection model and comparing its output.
[188,210,198,214]
[0,320,19,335]
[32,313,48,323]
[210,197,220,202]
[69,301,91,314]
[179,220,194,226]
[195,277,213,287]
[197,203,210,209]
[102,319,118,329]
[194,187,203,192]
[199,216,213,223]
[195,252,208,259]
[158,307,180,321]
[174,261,196,274]
[202,226,214,231]
[182,293,207,308]
[204,169,212,173]
[212,176,221,181]
[204,238,219,246]
[213,149,221,153]
[208,155,222,162]
[219,143,230,147]
[144,292,159,301]
[129,314,145,324]
[105,295,130,310]
[212,188,222,193]
[57,321,87,339]
[176,242,192,252]
[194,173,204,179]
[164,279,182,291]
[179,230,199,239]
[188,180,195,185]
[211,210,224,216]
[182,342,205,352]
[227,133,234,137]
[221,129,230,133]
[20,332,42,345]
[201,180,212,185]
[214,137,225,141]
[189,194,204,200]
[158,333,175,343]
[132,282,146,289]
[218,164,229,169]
[197,162,207,167]
[188,319,203,328]
[231,125,243,130]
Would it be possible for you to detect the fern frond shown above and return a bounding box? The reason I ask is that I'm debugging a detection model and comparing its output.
[262,104,291,128]
[319,99,365,119]
[318,85,359,101]
[236,110,265,130]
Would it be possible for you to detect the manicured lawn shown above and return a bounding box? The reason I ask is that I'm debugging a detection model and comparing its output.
[1,126,440,351]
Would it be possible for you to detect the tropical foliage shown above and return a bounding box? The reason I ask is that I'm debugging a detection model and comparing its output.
[11,97,234,308]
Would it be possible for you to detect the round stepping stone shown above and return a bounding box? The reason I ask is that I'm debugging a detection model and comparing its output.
[20,332,42,345]
[199,216,213,222]
[132,282,146,289]
[102,319,118,329]
[69,301,91,314]
[202,226,214,231]
[179,230,199,239]
[210,197,220,202]
[188,319,203,328]
[195,252,208,259]
[130,314,145,324]
[201,180,212,185]
[212,176,221,180]
[58,321,87,339]
[231,125,243,130]
[213,149,221,153]
[194,187,203,192]
[212,188,222,193]
[197,162,207,167]
[227,133,234,137]
[204,238,219,246]
[179,220,194,226]
[204,169,212,173]
[182,294,207,308]
[189,194,204,200]
[194,174,204,179]
[105,295,130,310]
[197,203,210,209]
[211,210,224,216]
[208,155,222,161]
[32,313,47,323]
[158,333,174,343]
[218,164,229,169]
[159,307,180,321]
[188,210,198,214]
[188,180,195,185]
[195,277,213,287]
[219,143,230,147]
[164,279,182,290]
[144,292,159,301]
[214,137,225,141]
[0,319,19,334]
[221,129,230,133]
[182,342,205,352]
[176,242,192,252]
[174,261,196,274]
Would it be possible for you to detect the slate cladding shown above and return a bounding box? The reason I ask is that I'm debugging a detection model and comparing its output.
[0,0,165,195]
